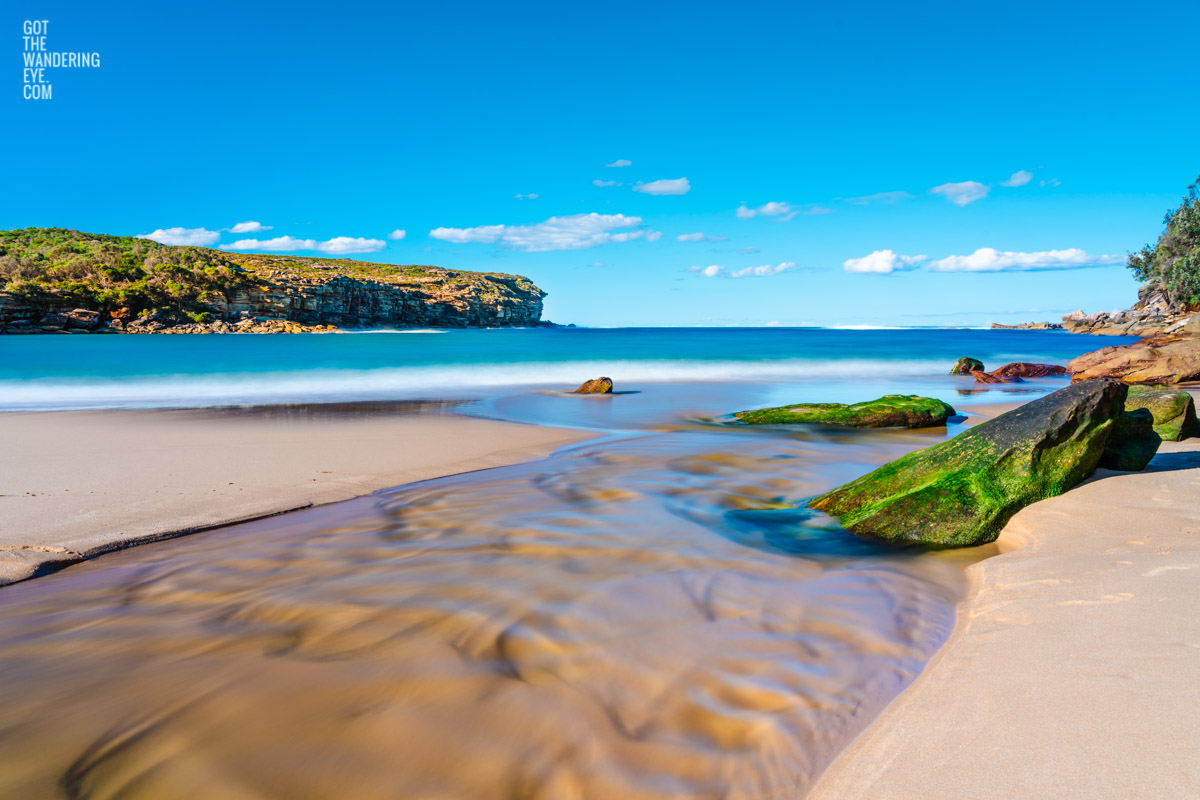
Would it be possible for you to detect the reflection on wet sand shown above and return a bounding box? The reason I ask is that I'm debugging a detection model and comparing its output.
[0,423,973,799]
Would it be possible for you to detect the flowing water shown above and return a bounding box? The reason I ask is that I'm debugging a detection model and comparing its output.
[0,328,1133,798]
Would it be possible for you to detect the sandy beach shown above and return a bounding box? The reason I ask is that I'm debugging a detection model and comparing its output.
[0,407,590,585]
[810,434,1200,798]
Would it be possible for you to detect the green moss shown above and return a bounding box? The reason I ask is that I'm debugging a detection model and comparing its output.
[1125,385,1199,441]
[950,356,984,375]
[734,394,955,429]
[809,380,1125,547]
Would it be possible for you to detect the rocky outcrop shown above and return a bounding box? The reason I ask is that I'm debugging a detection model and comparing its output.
[1068,332,1200,385]
[1124,386,1200,441]
[809,380,1128,547]
[990,321,1064,330]
[950,357,984,376]
[573,377,614,394]
[734,395,956,429]
[1,267,545,334]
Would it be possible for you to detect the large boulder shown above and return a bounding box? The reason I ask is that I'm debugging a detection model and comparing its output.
[1068,334,1200,384]
[1124,385,1200,441]
[1099,408,1161,471]
[950,357,984,376]
[734,395,955,429]
[808,379,1127,547]
[573,377,613,394]
[988,362,1068,379]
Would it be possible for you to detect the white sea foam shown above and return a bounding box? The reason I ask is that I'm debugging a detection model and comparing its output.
[0,358,946,411]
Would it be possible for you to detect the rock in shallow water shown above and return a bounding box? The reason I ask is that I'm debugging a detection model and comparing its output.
[988,362,1068,379]
[734,395,955,429]
[809,379,1127,547]
[950,357,984,376]
[573,377,614,394]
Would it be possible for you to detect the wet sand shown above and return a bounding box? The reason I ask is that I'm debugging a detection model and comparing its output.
[0,404,979,799]
[0,406,591,585]
[809,437,1200,799]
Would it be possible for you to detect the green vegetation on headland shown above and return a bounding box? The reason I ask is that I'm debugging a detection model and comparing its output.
[0,228,251,322]
[734,395,955,429]
[0,228,545,331]
[1128,175,1200,313]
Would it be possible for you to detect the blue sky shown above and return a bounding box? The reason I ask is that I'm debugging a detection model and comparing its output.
[6,0,1199,326]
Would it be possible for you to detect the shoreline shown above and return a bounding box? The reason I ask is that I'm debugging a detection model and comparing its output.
[0,407,591,585]
[809,432,1200,798]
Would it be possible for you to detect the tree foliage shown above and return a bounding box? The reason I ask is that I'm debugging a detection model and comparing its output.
[0,228,252,316]
[1128,176,1200,311]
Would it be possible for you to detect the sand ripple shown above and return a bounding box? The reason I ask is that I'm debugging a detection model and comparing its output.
[0,427,968,799]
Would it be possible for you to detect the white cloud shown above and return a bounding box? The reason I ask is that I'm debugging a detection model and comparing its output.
[730,261,796,278]
[514,193,540,199]
[843,247,1121,274]
[736,201,797,221]
[676,232,727,242]
[689,261,797,278]
[738,246,760,255]
[1000,170,1033,188]
[605,159,632,168]
[646,231,663,242]
[220,235,387,255]
[931,180,990,206]
[229,220,272,234]
[926,247,1119,272]
[1040,178,1061,187]
[845,191,913,205]
[387,229,407,240]
[592,180,620,187]
[803,206,834,215]
[429,212,649,252]
[843,250,928,274]
[137,227,221,247]
[633,177,691,196]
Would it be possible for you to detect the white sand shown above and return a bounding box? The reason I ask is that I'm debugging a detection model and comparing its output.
[810,437,1200,799]
[0,409,589,584]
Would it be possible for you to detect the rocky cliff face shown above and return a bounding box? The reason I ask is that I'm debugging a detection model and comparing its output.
[216,269,544,328]
[1,262,545,333]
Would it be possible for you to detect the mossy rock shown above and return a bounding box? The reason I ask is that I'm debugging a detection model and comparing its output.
[809,379,1126,547]
[733,395,955,429]
[1125,385,1199,442]
[950,357,984,375]
[1099,408,1161,471]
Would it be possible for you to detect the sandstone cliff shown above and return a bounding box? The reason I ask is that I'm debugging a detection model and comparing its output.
[0,231,545,333]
